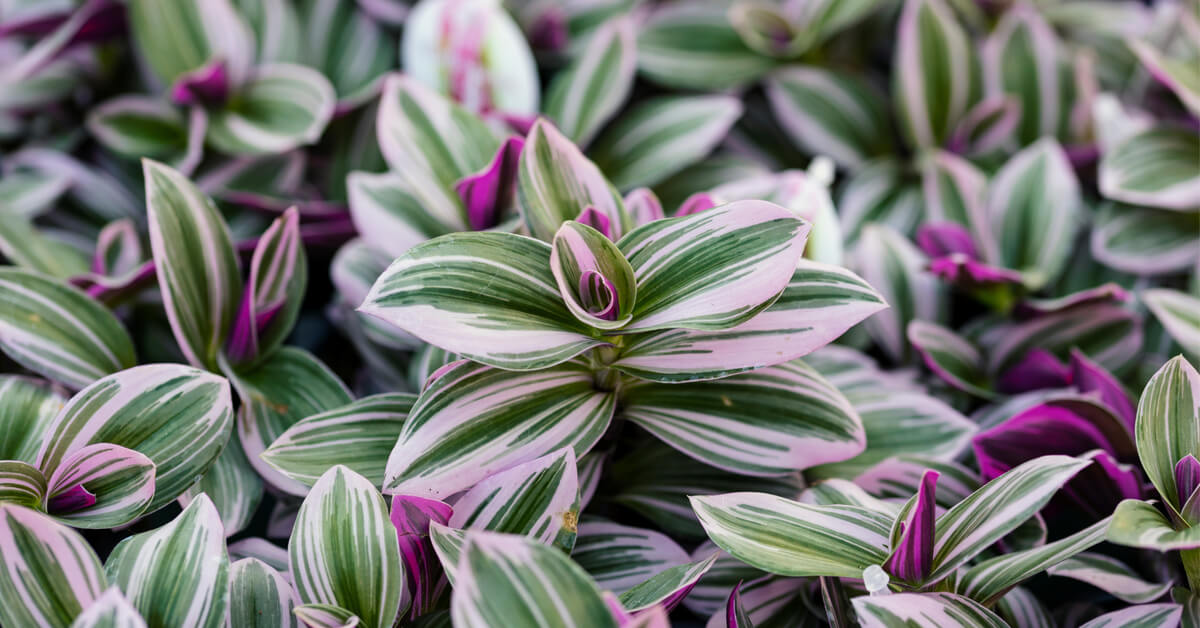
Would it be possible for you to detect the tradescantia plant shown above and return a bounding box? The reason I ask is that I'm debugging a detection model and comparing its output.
[1,0,1199,626]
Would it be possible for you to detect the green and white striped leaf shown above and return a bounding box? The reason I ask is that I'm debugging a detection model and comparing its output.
[893,0,975,149]
[126,0,254,86]
[551,220,638,330]
[0,376,65,464]
[1129,38,1200,116]
[619,360,865,475]
[978,302,1143,377]
[1100,127,1200,211]
[994,587,1053,628]
[262,393,414,489]
[636,2,776,90]
[228,347,352,496]
[450,531,617,628]
[907,320,994,399]
[679,543,772,618]
[207,64,336,156]
[766,66,892,170]
[37,364,234,515]
[292,604,357,628]
[919,150,986,226]
[0,504,107,628]
[69,588,147,628]
[853,593,1008,628]
[228,539,290,578]
[1048,552,1175,604]
[690,492,892,578]
[0,268,136,390]
[854,224,947,362]
[612,259,888,382]
[144,159,242,371]
[345,170,460,259]
[449,448,579,552]
[618,201,807,332]
[1091,203,1200,276]
[0,170,69,219]
[981,5,1063,146]
[1107,499,1200,551]
[544,15,636,147]
[44,443,156,529]
[86,97,189,161]
[617,553,717,612]
[1144,291,1200,358]
[960,516,1109,605]
[105,495,229,628]
[428,523,466,586]
[838,161,924,246]
[572,521,690,594]
[1135,356,1200,513]
[928,455,1091,582]
[234,0,300,63]
[1079,603,1183,628]
[180,436,262,537]
[982,138,1082,290]
[361,231,604,370]
[384,360,615,499]
[0,461,45,509]
[227,558,299,628]
[229,207,307,368]
[298,0,395,106]
[288,466,402,628]
[0,209,89,279]
[591,95,743,191]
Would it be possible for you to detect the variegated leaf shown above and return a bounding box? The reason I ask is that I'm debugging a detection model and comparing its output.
[636,2,776,90]
[908,320,994,399]
[1099,127,1200,211]
[360,231,604,370]
[994,587,1053,628]
[1091,203,1200,276]
[618,553,717,613]
[1048,552,1174,604]
[1129,38,1200,116]
[544,15,636,147]
[612,259,887,382]
[0,504,107,628]
[292,604,358,628]
[228,538,290,579]
[619,360,865,475]
[1134,355,1200,514]
[766,66,892,169]
[288,466,402,628]
[1079,603,1183,628]
[702,576,809,627]
[838,160,923,245]
[979,303,1143,377]
[919,150,986,226]
[345,171,460,259]
[591,95,743,191]
[0,268,136,390]
[681,544,769,618]
[144,159,242,371]
[262,393,414,489]
[226,207,307,367]
[1143,291,1200,358]
[228,347,352,496]
[69,588,147,628]
[854,224,947,362]
[853,593,1008,628]
[0,170,69,219]
[43,443,156,529]
[234,0,301,64]
[551,220,638,329]
[180,436,262,537]
[0,209,90,279]
[1107,499,1200,551]
[450,530,617,628]
[449,448,579,552]
[37,364,233,515]
[690,492,892,578]
[893,0,975,149]
[105,495,229,628]
[0,376,65,463]
[0,460,45,509]
[86,97,189,161]
[206,64,335,156]
[227,558,299,628]
[126,0,254,87]
[981,5,1063,146]
[384,360,615,499]
[959,516,1109,604]
[572,521,690,594]
[297,0,395,107]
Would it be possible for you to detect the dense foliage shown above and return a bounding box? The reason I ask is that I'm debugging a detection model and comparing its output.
[0,0,1197,626]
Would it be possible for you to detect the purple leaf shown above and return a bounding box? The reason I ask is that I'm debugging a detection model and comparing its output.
[928,254,1023,285]
[226,207,306,366]
[1014,283,1130,319]
[528,6,569,51]
[1069,349,1136,432]
[391,495,453,619]
[170,58,231,107]
[725,582,750,628]
[454,136,524,231]
[916,222,978,258]
[576,207,613,239]
[46,483,96,514]
[885,470,938,583]
[996,349,1071,395]
[676,192,718,216]
[579,270,619,320]
[624,189,665,226]
[1175,455,1200,515]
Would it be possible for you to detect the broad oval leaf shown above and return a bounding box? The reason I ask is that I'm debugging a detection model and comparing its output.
[360,231,604,370]
[345,171,460,259]
[206,64,336,156]
[908,320,994,399]
[288,466,402,628]
[853,592,1008,628]
[105,495,229,628]
[1107,499,1200,551]
[0,210,90,280]
[544,15,636,147]
[1079,603,1183,628]
[86,96,189,161]
[384,360,615,499]
[1099,127,1200,211]
[617,553,718,613]
[766,66,892,170]
[893,0,975,149]
[0,504,107,628]
[1090,203,1200,276]
[0,267,136,390]
[1135,355,1200,513]
[228,558,299,628]
[1047,552,1174,604]
[126,0,254,87]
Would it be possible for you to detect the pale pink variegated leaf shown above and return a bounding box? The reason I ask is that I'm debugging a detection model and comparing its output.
[981,4,1063,146]
[227,558,300,628]
[766,66,892,169]
[43,443,156,529]
[853,593,1008,628]
[854,224,948,362]
[70,587,147,628]
[345,171,463,259]
[543,15,636,147]
[573,521,690,594]
[893,0,975,149]
[551,220,637,329]
[227,207,307,367]
[1079,603,1184,628]
[1100,125,1198,209]
[205,64,336,157]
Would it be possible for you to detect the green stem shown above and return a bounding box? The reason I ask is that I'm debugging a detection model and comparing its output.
[1182,548,1200,593]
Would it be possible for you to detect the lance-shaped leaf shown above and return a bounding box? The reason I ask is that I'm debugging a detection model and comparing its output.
[0,461,45,509]
[1048,552,1174,604]
[981,303,1143,377]
[180,436,262,537]
[884,470,938,583]
[42,443,156,529]
[551,220,637,329]
[70,587,147,628]
[0,170,69,219]
[636,2,776,90]
[0,210,90,280]
[1080,603,1183,628]
[289,466,402,628]
[995,587,1053,628]
[384,360,615,498]
[838,160,922,244]
[227,208,306,366]
[619,360,864,475]
[0,504,107,628]
[1129,38,1200,116]
[613,259,886,382]
[680,543,768,618]
[126,0,254,88]
[297,0,394,108]
[517,119,628,242]
[206,64,336,156]
[228,558,299,628]
[391,495,452,619]
[573,521,691,594]
[450,531,617,628]
[1099,127,1200,211]
[618,201,807,332]
[928,455,1091,582]
[766,66,891,169]
[1091,203,1200,276]
[1135,356,1200,514]
[960,516,1109,605]
[144,159,242,371]
[591,95,743,191]
[1108,499,1200,551]
[853,593,1008,628]
[1144,291,1200,358]
[449,448,579,551]
[105,495,229,628]
[855,224,947,362]
[544,15,636,147]
[361,231,604,370]
[908,320,994,398]
[454,136,523,232]
[618,553,718,613]
[292,604,358,628]
[262,393,414,489]
[86,96,190,161]
[346,171,461,259]
[893,0,975,149]
[0,268,136,390]
[228,347,352,496]
[0,376,65,464]
[91,219,143,279]
[37,364,233,515]
[690,492,892,578]
[981,5,1062,146]
[919,151,986,226]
